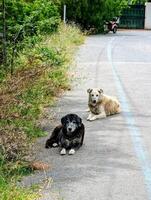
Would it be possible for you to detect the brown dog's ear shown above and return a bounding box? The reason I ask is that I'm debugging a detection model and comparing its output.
[87,88,92,93]
[98,89,103,93]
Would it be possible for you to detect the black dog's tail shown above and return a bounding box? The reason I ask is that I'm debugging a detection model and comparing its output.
[45,125,62,148]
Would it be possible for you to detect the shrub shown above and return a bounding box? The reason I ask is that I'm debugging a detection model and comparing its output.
[0,0,61,69]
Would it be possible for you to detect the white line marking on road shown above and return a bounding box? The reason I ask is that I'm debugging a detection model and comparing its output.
[107,38,151,199]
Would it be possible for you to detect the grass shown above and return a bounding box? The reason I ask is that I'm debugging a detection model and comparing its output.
[0,23,84,199]
[0,159,38,200]
[0,177,38,200]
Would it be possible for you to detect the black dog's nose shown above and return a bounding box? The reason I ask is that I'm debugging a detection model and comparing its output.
[68,128,72,131]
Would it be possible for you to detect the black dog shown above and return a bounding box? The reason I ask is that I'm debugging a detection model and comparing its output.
[45,114,85,155]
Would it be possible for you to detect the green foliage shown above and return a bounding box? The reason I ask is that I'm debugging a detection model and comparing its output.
[36,46,65,66]
[6,0,60,37]
[0,0,61,69]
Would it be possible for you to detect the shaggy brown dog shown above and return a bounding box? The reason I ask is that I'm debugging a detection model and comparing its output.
[87,88,121,121]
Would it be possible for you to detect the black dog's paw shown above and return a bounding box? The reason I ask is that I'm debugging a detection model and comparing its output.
[45,139,59,148]
[52,143,58,147]
[45,139,52,148]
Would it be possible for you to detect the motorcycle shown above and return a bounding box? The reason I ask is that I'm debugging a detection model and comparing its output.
[104,19,118,34]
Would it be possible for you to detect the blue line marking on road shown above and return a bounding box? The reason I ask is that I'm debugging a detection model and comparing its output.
[107,38,151,199]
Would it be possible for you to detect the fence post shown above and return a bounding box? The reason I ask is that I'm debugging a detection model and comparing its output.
[63,5,66,24]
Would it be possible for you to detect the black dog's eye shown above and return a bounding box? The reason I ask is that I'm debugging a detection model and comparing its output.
[72,121,76,124]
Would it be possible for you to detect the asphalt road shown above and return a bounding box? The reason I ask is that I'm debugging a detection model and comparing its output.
[22,30,151,200]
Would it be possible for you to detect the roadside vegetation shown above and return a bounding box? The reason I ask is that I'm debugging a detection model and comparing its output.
[0,0,84,199]
[0,22,84,200]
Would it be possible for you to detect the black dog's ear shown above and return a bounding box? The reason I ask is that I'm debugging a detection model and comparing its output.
[77,116,82,127]
[61,116,66,126]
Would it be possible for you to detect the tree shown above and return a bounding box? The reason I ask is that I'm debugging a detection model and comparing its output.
[61,0,137,32]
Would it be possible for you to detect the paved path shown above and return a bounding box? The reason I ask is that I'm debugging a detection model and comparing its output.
[22,30,151,200]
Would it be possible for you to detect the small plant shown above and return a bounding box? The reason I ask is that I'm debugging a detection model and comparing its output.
[36,47,65,66]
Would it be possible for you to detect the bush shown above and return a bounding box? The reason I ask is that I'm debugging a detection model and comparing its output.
[6,0,60,37]
[0,0,61,68]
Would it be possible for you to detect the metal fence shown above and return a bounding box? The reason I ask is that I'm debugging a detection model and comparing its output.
[119,5,145,29]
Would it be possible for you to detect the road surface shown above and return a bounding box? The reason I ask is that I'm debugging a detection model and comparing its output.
[22,30,151,200]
